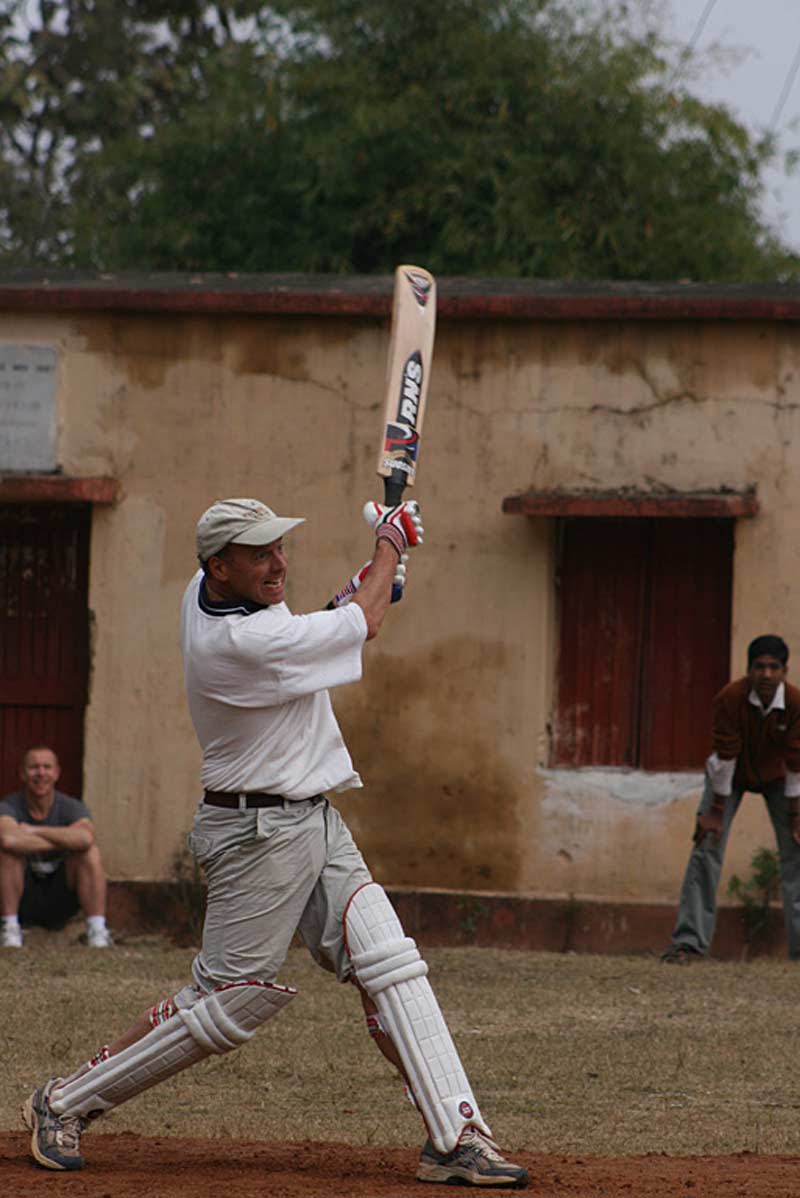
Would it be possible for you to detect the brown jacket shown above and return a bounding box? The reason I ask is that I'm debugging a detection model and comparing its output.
[712,677,800,791]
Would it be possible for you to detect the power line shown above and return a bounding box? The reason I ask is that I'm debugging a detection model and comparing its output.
[682,0,720,60]
[667,0,720,89]
[769,40,800,132]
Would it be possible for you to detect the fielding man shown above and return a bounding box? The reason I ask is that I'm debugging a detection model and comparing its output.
[662,634,800,963]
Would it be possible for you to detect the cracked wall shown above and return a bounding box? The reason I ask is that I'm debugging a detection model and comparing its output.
[0,307,794,907]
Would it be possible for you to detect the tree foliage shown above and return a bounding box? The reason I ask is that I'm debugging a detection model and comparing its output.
[0,0,797,279]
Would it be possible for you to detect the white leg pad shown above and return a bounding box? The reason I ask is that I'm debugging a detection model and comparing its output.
[49,980,295,1119]
[344,882,491,1154]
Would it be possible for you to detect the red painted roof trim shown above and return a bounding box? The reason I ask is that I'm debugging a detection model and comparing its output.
[1,274,800,321]
[0,476,120,503]
[502,490,759,518]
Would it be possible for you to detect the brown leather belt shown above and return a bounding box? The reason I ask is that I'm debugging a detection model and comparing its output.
[203,790,284,809]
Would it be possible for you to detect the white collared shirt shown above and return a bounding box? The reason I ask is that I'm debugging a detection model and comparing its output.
[748,681,786,716]
[180,570,368,798]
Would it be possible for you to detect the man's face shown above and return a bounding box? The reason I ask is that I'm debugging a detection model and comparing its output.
[209,539,288,606]
[748,654,787,706]
[21,749,60,800]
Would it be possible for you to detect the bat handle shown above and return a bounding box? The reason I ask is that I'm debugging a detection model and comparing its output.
[383,475,407,507]
[384,475,406,601]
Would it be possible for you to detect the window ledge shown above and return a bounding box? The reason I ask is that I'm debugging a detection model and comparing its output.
[539,766,703,807]
[0,475,119,503]
[503,489,758,518]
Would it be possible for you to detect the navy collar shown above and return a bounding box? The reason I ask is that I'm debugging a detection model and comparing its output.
[198,577,268,617]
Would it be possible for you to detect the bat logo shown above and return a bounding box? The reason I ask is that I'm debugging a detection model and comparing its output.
[397,350,423,426]
[404,269,433,309]
[380,422,419,475]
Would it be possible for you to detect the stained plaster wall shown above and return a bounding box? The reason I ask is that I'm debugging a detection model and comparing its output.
[0,305,794,907]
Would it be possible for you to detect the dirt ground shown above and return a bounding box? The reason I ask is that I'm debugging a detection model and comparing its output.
[2,1132,800,1198]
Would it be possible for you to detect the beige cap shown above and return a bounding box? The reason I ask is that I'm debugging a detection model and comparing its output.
[196,498,305,561]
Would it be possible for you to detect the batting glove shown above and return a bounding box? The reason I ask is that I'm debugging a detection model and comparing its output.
[329,557,407,608]
[362,500,424,557]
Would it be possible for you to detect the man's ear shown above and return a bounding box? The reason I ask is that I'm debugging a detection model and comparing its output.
[206,555,230,583]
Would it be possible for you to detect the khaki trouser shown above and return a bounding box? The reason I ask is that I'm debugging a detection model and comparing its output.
[187,796,372,992]
[670,776,800,959]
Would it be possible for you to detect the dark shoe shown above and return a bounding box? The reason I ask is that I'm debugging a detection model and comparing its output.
[22,1078,87,1171]
[416,1126,528,1187]
[660,943,704,965]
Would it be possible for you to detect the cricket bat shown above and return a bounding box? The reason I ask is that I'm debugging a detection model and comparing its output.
[327,265,436,610]
[376,264,437,507]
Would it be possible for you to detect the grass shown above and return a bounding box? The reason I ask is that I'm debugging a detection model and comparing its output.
[2,926,800,1156]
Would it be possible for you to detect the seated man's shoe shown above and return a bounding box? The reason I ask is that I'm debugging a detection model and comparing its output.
[1,923,23,948]
[86,925,114,949]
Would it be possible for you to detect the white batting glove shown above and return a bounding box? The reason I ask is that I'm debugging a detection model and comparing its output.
[362,500,424,555]
[329,556,407,608]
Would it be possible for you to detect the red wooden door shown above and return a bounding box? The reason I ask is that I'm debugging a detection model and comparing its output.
[0,505,90,797]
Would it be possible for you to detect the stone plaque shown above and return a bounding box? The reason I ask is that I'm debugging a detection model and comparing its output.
[0,344,58,471]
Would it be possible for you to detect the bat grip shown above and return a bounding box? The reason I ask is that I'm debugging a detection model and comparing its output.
[383,475,406,507]
[383,477,407,602]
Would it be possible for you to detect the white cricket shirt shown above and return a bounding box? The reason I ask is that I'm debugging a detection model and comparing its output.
[180,570,368,798]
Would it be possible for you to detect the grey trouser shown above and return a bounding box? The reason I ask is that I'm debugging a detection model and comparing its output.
[670,776,800,959]
[187,796,372,993]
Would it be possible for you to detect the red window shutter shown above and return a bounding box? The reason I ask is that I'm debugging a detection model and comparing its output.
[553,517,732,770]
[639,520,732,770]
[0,505,90,796]
[553,521,647,767]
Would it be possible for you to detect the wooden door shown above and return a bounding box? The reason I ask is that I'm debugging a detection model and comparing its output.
[0,504,90,796]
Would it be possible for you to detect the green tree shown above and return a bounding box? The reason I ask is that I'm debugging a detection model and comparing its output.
[0,0,272,264]
[1,0,797,279]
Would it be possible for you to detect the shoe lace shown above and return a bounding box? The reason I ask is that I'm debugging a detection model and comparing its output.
[57,1112,86,1148]
[460,1127,505,1162]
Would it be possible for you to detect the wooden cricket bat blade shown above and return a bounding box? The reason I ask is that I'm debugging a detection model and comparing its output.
[377,265,436,505]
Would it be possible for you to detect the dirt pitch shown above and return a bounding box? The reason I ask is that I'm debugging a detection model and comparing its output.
[4,934,800,1195]
[3,1132,800,1198]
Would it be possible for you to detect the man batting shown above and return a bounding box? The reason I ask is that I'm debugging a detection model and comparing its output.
[22,496,528,1189]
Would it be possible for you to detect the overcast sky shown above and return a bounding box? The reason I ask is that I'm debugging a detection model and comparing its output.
[665,0,800,250]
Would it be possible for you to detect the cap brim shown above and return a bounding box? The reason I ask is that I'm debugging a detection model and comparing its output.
[230,516,305,546]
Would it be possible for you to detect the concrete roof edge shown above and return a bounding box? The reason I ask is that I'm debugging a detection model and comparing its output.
[1,272,800,320]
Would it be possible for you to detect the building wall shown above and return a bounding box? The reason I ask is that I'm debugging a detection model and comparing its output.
[0,301,795,905]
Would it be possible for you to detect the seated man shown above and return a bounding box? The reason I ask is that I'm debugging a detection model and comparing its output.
[0,745,112,949]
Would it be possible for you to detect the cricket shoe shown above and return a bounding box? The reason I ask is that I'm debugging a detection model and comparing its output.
[660,943,704,965]
[416,1126,529,1187]
[22,1078,87,1171]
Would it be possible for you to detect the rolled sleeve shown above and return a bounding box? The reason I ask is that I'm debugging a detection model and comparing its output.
[706,752,736,796]
[785,770,800,799]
